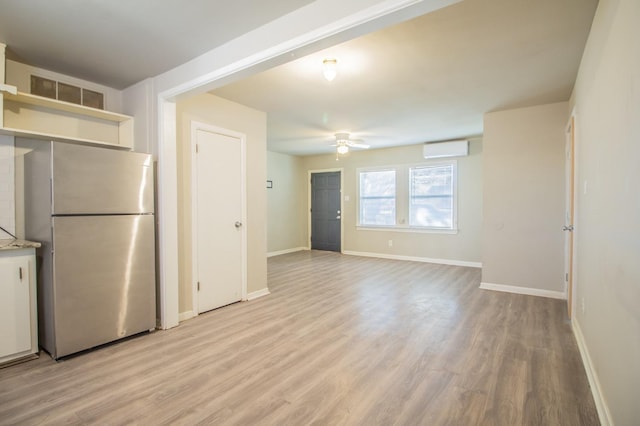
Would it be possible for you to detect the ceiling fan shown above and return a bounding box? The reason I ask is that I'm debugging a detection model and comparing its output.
[332,132,370,154]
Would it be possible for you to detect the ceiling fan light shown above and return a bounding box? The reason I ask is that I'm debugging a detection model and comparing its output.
[337,144,349,154]
[323,58,337,82]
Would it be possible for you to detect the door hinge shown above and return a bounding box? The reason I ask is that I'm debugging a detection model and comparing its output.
[196,144,199,153]
[565,273,569,282]
[197,281,200,291]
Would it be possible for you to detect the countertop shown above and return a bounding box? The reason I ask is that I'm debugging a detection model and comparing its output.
[0,239,42,251]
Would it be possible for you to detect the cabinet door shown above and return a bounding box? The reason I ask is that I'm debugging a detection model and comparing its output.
[0,256,31,358]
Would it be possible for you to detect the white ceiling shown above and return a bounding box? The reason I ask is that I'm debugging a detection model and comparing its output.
[0,0,314,89]
[212,0,598,155]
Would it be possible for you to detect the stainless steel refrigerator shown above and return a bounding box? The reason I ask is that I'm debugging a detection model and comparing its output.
[17,139,156,359]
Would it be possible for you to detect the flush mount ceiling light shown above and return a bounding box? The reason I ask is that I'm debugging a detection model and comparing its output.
[322,58,337,81]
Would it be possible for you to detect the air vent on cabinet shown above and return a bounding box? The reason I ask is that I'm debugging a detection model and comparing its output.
[30,75,104,110]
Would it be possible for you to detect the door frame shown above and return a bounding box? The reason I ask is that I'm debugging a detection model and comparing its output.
[565,111,578,319]
[190,121,248,316]
[308,168,344,252]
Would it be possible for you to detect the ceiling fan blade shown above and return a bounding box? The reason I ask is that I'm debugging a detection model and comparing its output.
[347,142,370,149]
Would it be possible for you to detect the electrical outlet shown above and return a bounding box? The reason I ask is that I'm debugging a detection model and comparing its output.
[388,240,393,247]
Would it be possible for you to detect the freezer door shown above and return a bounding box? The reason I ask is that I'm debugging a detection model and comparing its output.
[51,215,156,358]
[51,143,154,215]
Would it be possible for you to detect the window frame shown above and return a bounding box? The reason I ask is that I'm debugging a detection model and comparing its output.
[356,160,458,234]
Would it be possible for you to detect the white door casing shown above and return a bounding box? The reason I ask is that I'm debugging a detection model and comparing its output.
[191,122,247,314]
[564,115,576,318]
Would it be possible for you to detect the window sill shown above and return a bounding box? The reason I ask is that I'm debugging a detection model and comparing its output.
[356,226,458,235]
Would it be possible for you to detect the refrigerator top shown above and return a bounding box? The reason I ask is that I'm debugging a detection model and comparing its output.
[51,142,154,215]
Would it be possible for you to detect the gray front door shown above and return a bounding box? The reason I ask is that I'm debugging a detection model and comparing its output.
[311,172,341,252]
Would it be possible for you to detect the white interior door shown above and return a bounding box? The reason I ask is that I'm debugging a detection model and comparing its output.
[193,126,246,314]
[564,116,575,318]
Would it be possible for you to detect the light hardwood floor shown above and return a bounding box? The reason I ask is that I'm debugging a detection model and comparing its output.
[0,250,599,425]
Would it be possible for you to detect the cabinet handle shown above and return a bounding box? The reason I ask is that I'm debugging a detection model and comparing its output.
[19,267,23,281]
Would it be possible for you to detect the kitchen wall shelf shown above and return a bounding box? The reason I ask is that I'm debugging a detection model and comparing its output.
[4,91,130,122]
[0,126,128,150]
[1,89,134,149]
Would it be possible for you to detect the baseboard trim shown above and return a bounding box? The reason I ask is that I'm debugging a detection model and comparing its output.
[247,288,271,301]
[479,282,566,300]
[267,247,307,258]
[342,250,482,268]
[572,319,613,426]
[178,310,195,322]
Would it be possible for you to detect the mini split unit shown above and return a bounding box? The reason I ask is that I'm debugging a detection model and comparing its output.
[423,140,469,159]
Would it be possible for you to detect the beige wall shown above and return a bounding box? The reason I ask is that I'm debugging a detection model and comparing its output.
[570,0,640,423]
[266,151,306,254]
[299,141,483,264]
[176,93,267,315]
[482,102,568,293]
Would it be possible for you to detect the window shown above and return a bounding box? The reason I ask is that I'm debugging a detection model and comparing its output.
[357,161,457,232]
[409,164,455,228]
[359,169,396,226]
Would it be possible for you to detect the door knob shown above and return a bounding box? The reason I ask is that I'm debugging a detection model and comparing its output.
[235,221,243,228]
[563,225,574,231]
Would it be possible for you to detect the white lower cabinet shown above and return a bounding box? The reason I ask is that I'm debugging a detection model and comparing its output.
[0,247,38,366]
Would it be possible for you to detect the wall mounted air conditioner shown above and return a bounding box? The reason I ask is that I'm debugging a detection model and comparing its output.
[423,140,469,159]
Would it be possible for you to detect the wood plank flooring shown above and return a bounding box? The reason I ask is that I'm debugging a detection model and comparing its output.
[0,250,599,425]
